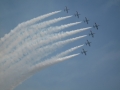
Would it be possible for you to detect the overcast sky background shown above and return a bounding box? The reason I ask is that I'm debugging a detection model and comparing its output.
[0,0,120,90]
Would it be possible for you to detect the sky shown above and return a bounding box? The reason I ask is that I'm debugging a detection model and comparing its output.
[0,0,120,90]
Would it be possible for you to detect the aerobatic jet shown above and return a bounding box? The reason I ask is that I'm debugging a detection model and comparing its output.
[75,11,80,18]
[89,30,95,38]
[84,17,89,24]
[64,6,69,13]
[81,49,87,55]
[93,23,99,30]
[85,40,91,46]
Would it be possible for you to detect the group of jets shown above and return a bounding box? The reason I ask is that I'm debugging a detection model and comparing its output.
[64,6,100,55]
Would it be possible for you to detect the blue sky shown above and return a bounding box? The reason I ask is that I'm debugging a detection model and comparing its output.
[0,0,120,90]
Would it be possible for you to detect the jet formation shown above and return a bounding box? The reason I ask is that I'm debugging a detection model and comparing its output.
[64,6,100,55]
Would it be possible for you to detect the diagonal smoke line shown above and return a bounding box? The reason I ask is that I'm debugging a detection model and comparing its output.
[0,11,62,53]
[9,53,79,90]
[3,26,89,57]
[27,36,86,64]
[0,9,92,90]
[0,10,61,44]
[32,44,84,66]
[32,53,80,71]
[23,22,82,43]
[1,21,81,56]
[1,35,86,73]
[19,10,62,28]
[0,26,89,65]
[30,15,72,29]
[48,44,84,60]
[0,16,72,56]
[0,28,88,70]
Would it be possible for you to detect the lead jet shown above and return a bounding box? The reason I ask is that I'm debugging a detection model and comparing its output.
[85,40,91,46]
[75,11,80,18]
[93,22,99,30]
[89,30,95,38]
[84,17,89,24]
[64,6,69,13]
[81,49,87,55]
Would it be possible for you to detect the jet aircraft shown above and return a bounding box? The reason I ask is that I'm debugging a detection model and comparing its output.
[85,40,91,46]
[75,11,80,18]
[84,17,89,24]
[81,49,87,55]
[93,23,99,30]
[64,6,69,13]
[89,30,95,38]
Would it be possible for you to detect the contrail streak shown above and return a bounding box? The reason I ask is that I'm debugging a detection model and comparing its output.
[0,10,92,90]
[0,10,61,43]
[0,16,72,56]
[2,26,89,57]
[22,22,81,42]
[49,44,84,59]
[0,27,88,66]
[33,44,84,66]
[32,53,80,71]
[0,11,62,53]
[1,21,80,56]
[1,35,86,73]
[9,53,79,90]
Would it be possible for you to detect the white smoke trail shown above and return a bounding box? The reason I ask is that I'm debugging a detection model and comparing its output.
[0,45,82,90]
[32,53,80,71]
[1,35,86,73]
[0,11,62,54]
[22,22,81,43]
[33,44,84,66]
[0,10,92,90]
[48,44,83,60]
[0,27,90,68]
[1,27,91,61]
[0,16,72,56]
[1,21,81,56]
[2,26,90,58]
[0,10,61,43]
[10,53,80,90]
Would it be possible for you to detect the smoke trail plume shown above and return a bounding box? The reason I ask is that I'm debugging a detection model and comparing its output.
[1,35,86,73]
[0,10,61,43]
[0,10,92,90]
[1,26,90,59]
[1,21,81,56]
[0,26,89,68]
[0,15,72,56]
[10,53,80,90]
